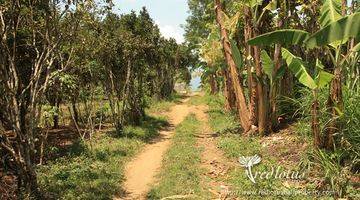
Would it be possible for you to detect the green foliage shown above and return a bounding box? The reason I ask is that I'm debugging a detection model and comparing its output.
[260,50,274,80]
[248,12,360,49]
[230,39,244,70]
[306,12,360,48]
[340,88,360,168]
[192,94,240,133]
[263,0,277,11]
[281,48,317,90]
[294,87,360,198]
[147,114,205,199]
[247,0,263,8]
[248,29,310,46]
[305,149,350,198]
[37,136,142,199]
[221,11,240,38]
[319,0,342,28]
[37,113,168,199]
[314,59,334,89]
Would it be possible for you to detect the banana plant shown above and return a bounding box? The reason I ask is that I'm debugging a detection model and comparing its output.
[260,50,286,87]
[260,50,286,125]
[282,48,334,147]
[247,0,360,148]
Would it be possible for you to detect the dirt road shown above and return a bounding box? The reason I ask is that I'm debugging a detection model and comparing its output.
[119,98,191,199]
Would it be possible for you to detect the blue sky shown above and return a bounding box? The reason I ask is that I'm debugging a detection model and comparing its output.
[113,0,189,43]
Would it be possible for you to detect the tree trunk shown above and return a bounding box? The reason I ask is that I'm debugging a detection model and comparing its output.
[281,69,293,97]
[253,42,268,135]
[215,0,251,132]
[71,100,79,124]
[311,91,321,148]
[53,100,60,129]
[270,12,284,131]
[1,107,44,199]
[326,67,342,150]
[16,158,43,198]
[209,73,219,95]
[0,111,13,130]
[244,6,258,127]
[270,43,282,131]
[223,69,236,111]
[324,1,346,150]
[342,0,347,16]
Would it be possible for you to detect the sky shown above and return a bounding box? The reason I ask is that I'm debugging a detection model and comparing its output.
[113,0,201,90]
[113,0,189,43]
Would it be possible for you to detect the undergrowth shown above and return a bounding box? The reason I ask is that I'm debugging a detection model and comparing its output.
[293,87,360,199]
[202,93,338,199]
[37,114,169,199]
[146,93,184,114]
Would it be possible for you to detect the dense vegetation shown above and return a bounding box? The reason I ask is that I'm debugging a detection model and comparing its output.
[0,0,192,198]
[185,0,359,198]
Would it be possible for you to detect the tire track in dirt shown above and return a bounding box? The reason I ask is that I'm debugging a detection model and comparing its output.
[191,99,235,200]
[116,97,191,200]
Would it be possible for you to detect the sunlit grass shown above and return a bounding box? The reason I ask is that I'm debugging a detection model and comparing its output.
[147,114,207,199]
[37,106,171,199]
[203,94,313,200]
[37,136,142,199]
[146,93,184,114]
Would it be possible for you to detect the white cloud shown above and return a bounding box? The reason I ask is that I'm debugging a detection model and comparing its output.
[158,24,184,44]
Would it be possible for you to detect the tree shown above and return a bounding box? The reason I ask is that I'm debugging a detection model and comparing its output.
[248,2,360,148]
[214,0,252,132]
[0,0,88,196]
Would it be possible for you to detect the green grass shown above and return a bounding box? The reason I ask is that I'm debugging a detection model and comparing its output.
[201,94,317,200]
[187,94,211,106]
[292,87,360,199]
[146,93,184,114]
[122,115,169,141]
[147,114,207,200]
[37,114,169,199]
[37,136,141,199]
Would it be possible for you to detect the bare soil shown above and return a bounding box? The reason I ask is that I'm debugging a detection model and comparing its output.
[191,98,235,200]
[118,97,191,200]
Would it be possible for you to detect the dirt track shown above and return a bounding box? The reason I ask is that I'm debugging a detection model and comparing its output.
[118,97,191,199]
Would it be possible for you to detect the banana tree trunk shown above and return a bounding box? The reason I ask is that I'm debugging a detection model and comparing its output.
[325,1,347,150]
[270,10,285,131]
[252,20,269,135]
[270,43,282,131]
[253,42,269,135]
[215,0,251,132]
[223,69,237,111]
[326,67,343,150]
[342,0,347,16]
[244,6,258,126]
[281,69,294,97]
[312,90,321,148]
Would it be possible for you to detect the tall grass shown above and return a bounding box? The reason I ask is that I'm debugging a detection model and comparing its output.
[37,115,168,199]
[292,86,360,198]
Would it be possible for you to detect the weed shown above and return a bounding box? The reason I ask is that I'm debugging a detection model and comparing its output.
[147,114,206,199]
